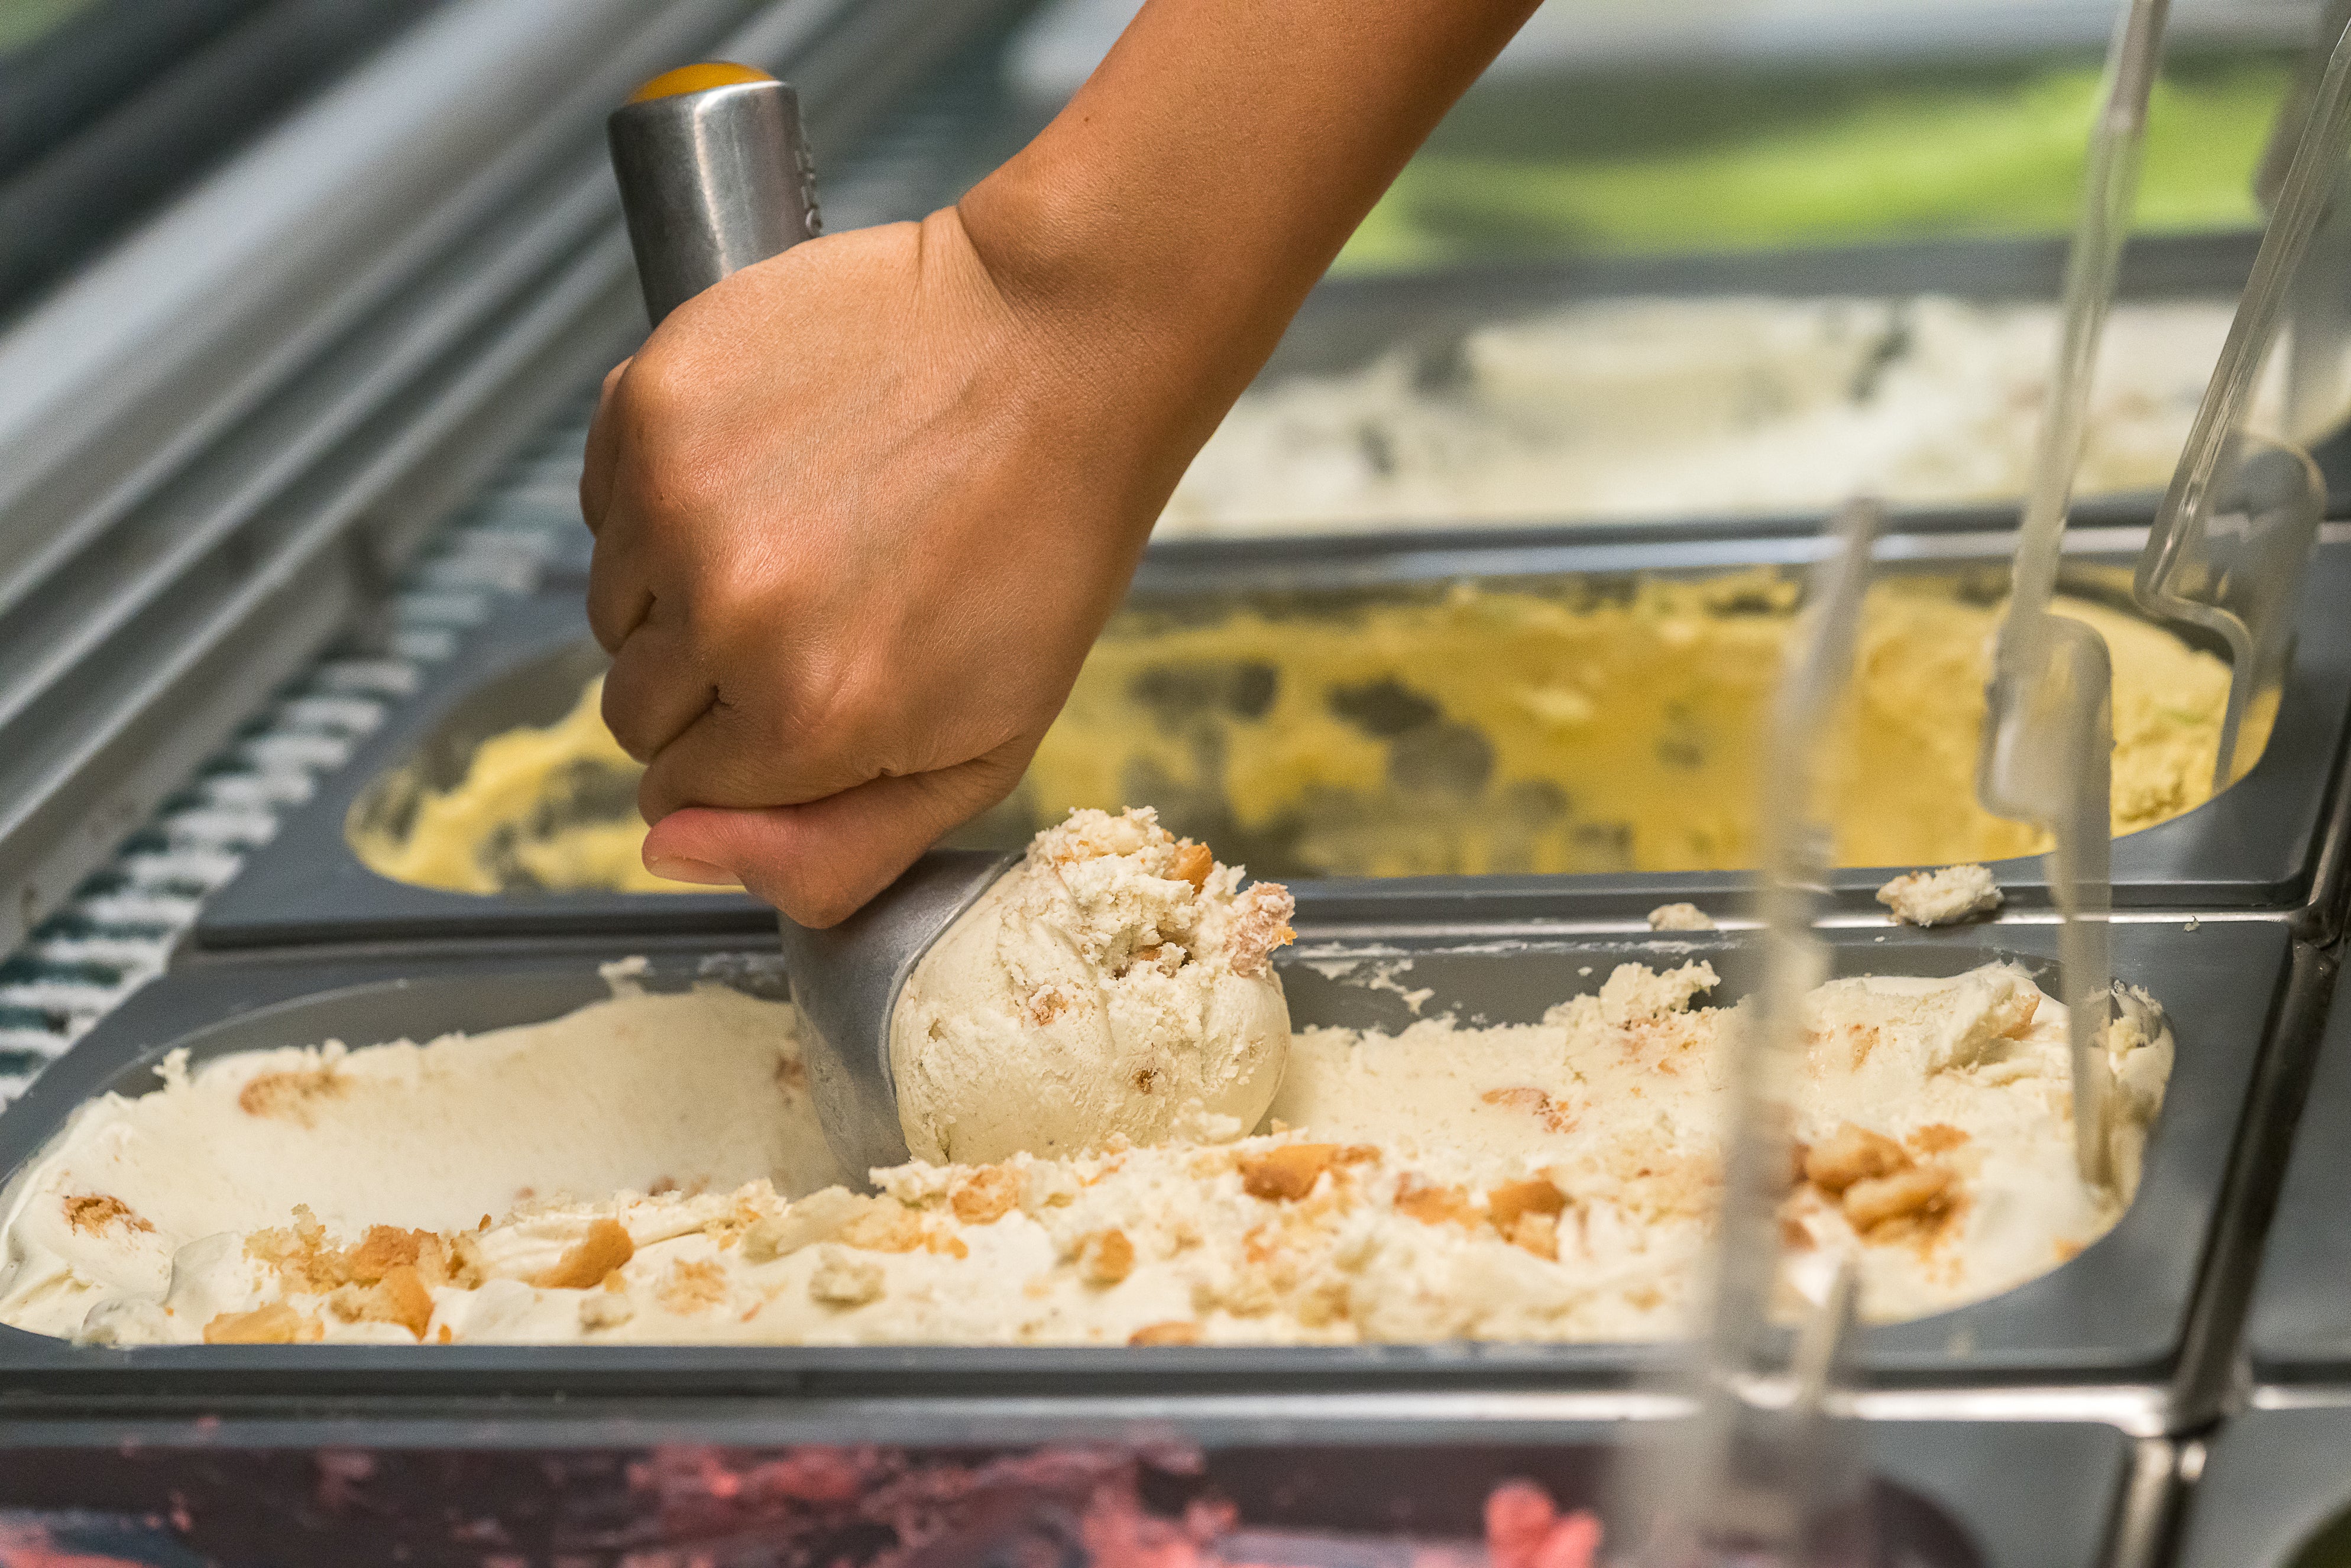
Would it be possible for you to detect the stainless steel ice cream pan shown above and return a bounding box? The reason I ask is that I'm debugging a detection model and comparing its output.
[0,919,2294,1401]
[2171,1406,2351,1568]
[2239,942,2351,1385]
[0,1410,2142,1568]
[192,525,2351,951]
[1069,228,2351,547]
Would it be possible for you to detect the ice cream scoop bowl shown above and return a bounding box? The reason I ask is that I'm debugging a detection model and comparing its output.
[776,850,1017,1183]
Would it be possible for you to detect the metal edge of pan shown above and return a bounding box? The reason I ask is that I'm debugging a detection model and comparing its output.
[0,919,2292,1410]
[191,527,2351,951]
[0,1405,2139,1568]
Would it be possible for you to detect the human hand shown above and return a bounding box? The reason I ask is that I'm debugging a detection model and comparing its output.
[584,0,1540,926]
[579,206,1179,926]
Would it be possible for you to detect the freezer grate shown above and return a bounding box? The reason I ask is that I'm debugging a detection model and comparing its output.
[0,413,594,1103]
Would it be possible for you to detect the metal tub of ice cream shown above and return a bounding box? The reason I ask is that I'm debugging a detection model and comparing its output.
[191,522,2351,950]
[0,1409,2155,1568]
[2237,948,2351,1388]
[1081,229,2351,543]
[0,918,2304,1420]
[2172,1407,2351,1568]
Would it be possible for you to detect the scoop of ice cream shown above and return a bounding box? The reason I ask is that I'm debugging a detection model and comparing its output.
[890,808,1296,1165]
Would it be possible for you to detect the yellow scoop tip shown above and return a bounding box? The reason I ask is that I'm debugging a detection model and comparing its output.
[626,62,774,105]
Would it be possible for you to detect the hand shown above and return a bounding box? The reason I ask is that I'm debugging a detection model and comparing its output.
[583,0,1541,926]
[579,208,1170,926]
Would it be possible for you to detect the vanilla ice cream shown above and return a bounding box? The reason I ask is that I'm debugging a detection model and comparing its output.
[0,970,846,1343]
[892,807,1296,1165]
[0,955,2168,1347]
[1161,294,2275,536]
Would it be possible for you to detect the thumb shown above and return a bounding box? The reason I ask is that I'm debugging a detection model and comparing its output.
[641,752,1029,928]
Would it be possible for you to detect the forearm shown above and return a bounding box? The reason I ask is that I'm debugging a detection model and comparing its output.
[957,0,1538,478]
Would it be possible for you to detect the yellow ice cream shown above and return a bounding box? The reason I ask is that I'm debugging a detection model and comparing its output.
[1001,569,2232,877]
[348,681,708,895]
[355,570,2235,892]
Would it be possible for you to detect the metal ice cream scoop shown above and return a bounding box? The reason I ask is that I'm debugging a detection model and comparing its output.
[607,66,1030,1186]
[775,851,1019,1182]
[607,61,820,324]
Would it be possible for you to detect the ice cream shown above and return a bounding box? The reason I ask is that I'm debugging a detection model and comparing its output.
[1160,295,2278,536]
[354,569,2236,895]
[347,677,708,895]
[993,571,2233,878]
[0,953,2169,1347]
[892,808,1296,1165]
[1878,864,2003,926]
[0,970,846,1344]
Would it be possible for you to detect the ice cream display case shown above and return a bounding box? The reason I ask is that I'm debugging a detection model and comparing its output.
[190,522,2351,950]
[0,1413,2156,1568]
[0,919,2305,1411]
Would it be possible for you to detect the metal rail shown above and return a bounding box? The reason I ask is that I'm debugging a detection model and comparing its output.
[0,0,1029,955]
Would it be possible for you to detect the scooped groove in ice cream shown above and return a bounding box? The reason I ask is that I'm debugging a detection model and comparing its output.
[0,971,846,1345]
[0,956,2169,1347]
[890,808,1297,1165]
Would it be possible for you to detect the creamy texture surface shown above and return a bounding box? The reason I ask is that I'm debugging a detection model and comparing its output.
[0,960,2168,1347]
[357,571,2237,894]
[998,572,2233,878]
[893,808,1296,1164]
[0,976,844,1344]
[1161,294,2273,536]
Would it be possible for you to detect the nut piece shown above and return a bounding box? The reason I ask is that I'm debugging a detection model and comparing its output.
[1395,1178,1479,1229]
[530,1219,634,1290]
[64,1194,152,1235]
[1173,842,1214,892]
[1842,1165,1955,1232]
[579,1292,634,1331]
[1239,1143,1339,1201]
[808,1245,886,1307]
[1224,882,1297,977]
[1130,1320,1203,1346]
[839,1200,927,1254]
[203,1302,315,1345]
[1506,1211,1560,1260]
[1486,1177,1568,1230]
[371,1265,435,1339]
[1803,1123,1909,1196]
[1077,1228,1135,1286]
[951,1165,1022,1225]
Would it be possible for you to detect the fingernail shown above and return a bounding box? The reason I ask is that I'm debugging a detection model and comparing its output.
[646,855,737,887]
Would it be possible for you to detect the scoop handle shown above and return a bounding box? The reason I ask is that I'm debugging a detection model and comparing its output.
[607,64,821,325]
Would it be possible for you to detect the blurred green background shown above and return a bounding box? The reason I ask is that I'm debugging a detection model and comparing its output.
[1336,53,2291,272]
[0,0,99,53]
